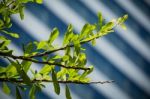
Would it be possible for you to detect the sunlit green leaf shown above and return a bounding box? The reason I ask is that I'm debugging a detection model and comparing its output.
[39,65,52,75]
[48,28,59,45]
[97,12,103,30]
[62,55,69,61]
[120,24,127,30]
[37,41,49,50]
[100,22,114,32]
[63,24,73,45]
[91,39,96,46]
[57,68,67,79]
[73,40,80,55]
[51,55,62,60]
[2,82,10,95]
[35,0,43,4]
[19,6,25,20]
[0,40,11,49]
[80,66,94,79]
[117,14,128,25]
[0,30,19,38]
[0,36,7,40]
[78,53,87,66]
[5,64,18,77]
[80,24,96,39]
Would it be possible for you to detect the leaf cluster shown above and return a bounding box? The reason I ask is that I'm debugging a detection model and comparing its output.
[0,1,128,99]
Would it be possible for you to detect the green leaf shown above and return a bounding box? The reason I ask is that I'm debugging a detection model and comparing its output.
[80,24,89,39]
[65,85,72,99]
[91,39,96,46]
[62,55,69,62]
[63,24,73,45]
[0,40,11,49]
[52,69,60,95]
[21,61,32,73]
[6,64,18,78]
[48,28,59,45]
[21,69,31,85]
[2,82,10,95]
[73,40,80,55]
[0,50,13,55]
[19,6,25,20]
[0,66,6,73]
[12,62,31,85]
[0,36,7,40]
[51,55,62,60]
[80,24,96,39]
[24,42,34,54]
[39,65,52,75]
[29,85,36,99]
[117,14,128,24]
[120,24,127,30]
[78,53,87,66]
[57,68,67,79]
[19,0,32,3]
[35,0,43,4]
[97,12,103,30]
[100,22,114,32]
[16,87,22,99]
[0,19,4,27]
[80,66,94,79]
[0,30,19,38]
[65,47,70,56]
[37,41,49,50]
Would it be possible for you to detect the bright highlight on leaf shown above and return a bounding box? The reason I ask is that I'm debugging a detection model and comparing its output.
[35,0,43,4]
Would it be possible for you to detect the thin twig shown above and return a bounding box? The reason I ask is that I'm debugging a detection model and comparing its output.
[0,78,114,84]
[0,53,90,70]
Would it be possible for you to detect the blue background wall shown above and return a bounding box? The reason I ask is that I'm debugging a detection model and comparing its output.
[0,0,150,99]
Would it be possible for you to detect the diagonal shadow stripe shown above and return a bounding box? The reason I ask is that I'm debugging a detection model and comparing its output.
[63,0,150,77]
[24,2,150,98]
[101,0,150,46]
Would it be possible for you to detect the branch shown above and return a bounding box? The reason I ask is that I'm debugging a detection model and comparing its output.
[28,33,105,58]
[0,53,90,70]
[0,78,115,84]
[0,33,107,70]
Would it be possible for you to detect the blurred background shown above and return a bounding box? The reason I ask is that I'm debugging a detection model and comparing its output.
[0,0,150,99]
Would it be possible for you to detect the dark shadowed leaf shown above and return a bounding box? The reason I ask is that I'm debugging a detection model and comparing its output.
[52,69,60,95]
[16,87,22,99]
[29,85,36,99]
[65,85,72,99]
